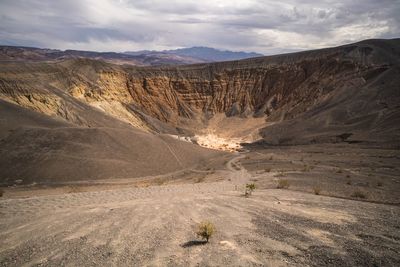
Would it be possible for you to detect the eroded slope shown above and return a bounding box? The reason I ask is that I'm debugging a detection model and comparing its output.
[2,39,399,145]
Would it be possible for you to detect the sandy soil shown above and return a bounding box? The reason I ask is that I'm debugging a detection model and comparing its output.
[1,148,399,266]
[194,114,267,152]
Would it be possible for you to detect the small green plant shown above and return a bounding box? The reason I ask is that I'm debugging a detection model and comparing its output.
[245,183,256,197]
[277,179,290,189]
[313,186,321,195]
[351,190,367,199]
[196,221,215,243]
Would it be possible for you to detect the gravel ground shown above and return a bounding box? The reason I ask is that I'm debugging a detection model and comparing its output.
[1,152,399,266]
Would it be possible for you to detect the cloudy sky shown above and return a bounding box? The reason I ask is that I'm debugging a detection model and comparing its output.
[0,0,399,54]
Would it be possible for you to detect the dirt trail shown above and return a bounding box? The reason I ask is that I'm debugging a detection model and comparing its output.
[1,152,399,266]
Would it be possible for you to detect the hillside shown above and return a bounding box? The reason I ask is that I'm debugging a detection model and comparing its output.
[0,38,399,185]
[3,39,399,139]
[0,99,222,185]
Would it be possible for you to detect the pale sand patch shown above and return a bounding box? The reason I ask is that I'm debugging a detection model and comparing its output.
[305,229,336,246]
[194,133,242,152]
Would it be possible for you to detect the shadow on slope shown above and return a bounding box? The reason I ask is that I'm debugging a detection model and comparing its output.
[0,100,222,186]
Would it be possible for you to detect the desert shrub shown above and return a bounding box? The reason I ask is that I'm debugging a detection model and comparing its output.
[277,179,290,189]
[351,190,367,199]
[196,221,215,242]
[274,171,286,177]
[264,168,271,173]
[313,186,322,195]
[336,168,343,174]
[346,174,351,178]
[346,180,352,185]
[68,185,81,193]
[377,181,383,187]
[302,165,311,172]
[0,188,4,197]
[245,183,256,197]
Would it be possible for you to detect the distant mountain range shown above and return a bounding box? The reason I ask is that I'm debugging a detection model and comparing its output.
[0,45,263,66]
[124,47,264,62]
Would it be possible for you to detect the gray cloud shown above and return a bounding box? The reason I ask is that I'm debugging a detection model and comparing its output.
[0,0,399,54]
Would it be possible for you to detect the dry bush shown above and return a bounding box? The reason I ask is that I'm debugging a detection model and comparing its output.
[245,183,256,197]
[196,221,215,242]
[313,186,321,195]
[195,175,206,183]
[154,178,165,185]
[264,168,271,173]
[68,185,82,193]
[277,179,290,189]
[351,190,367,199]
[302,165,311,172]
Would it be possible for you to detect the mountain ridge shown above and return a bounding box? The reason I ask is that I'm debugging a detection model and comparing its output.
[0,45,263,66]
[125,46,264,62]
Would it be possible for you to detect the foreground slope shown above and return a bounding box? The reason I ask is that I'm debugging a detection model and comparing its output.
[1,153,399,266]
